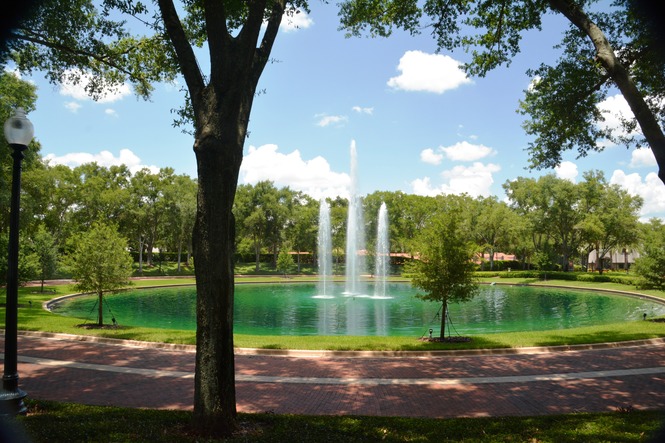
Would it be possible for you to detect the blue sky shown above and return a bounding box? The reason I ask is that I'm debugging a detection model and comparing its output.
[12,2,665,220]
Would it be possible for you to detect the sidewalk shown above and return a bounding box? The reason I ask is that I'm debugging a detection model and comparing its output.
[5,333,665,417]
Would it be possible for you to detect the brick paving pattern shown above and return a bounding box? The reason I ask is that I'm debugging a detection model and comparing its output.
[4,333,665,418]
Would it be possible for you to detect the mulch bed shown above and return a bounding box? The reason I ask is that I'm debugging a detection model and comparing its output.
[418,336,472,343]
[76,324,126,330]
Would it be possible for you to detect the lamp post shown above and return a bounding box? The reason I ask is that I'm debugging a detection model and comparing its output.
[0,108,33,416]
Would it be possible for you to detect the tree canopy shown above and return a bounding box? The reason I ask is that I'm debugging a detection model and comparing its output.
[338,0,665,184]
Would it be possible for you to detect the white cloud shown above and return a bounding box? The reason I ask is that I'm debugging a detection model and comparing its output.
[528,83,639,148]
[440,141,495,161]
[352,106,374,115]
[44,148,159,174]
[280,8,313,32]
[597,94,639,141]
[105,108,118,117]
[411,162,501,198]
[610,169,665,219]
[240,144,350,199]
[629,147,657,168]
[315,114,348,127]
[387,50,472,94]
[554,161,579,182]
[411,177,438,196]
[420,141,495,165]
[420,148,443,165]
[64,101,82,113]
[59,69,132,103]
[4,67,23,79]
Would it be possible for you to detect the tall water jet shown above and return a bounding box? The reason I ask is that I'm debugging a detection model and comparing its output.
[374,202,389,298]
[345,140,366,295]
[317,199,333,297]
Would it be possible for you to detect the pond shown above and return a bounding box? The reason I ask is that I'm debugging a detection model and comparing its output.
[50,283,665,336]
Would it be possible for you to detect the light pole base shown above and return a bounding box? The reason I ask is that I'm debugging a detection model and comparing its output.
[0,388,27,417]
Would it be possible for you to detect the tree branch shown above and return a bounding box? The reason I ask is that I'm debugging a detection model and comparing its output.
[157,0,204,110]
[255,0,286,81]
[548,0,665,185]
[11,29,136,77]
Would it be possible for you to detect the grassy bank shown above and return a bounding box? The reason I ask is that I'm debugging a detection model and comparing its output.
[10,399,664,443]
[6,276,665,350]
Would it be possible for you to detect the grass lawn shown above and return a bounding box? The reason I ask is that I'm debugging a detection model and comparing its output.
[8,399,664,443]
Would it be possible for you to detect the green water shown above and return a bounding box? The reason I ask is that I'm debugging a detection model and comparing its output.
[50,283,665,336]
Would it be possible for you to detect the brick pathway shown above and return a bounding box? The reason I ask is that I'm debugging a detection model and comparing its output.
[4,333,665,418]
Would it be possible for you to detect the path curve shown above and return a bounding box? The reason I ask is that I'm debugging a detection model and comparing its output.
[3,332,665,418]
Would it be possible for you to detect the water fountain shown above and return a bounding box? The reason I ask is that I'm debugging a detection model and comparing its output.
[374,202,389,298]
[316,199,333,298]
[344,140,366,296]
[317,141,387,299]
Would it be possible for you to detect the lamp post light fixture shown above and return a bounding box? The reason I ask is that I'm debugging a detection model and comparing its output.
[0,108,34,416]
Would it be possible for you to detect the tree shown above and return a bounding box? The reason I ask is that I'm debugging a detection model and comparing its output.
[162,174,197,272]
[284,192,318,273]
[539,176,583,272]
[2,0,177,101]
[339,0,665,184]
[409,197,479,339]
[69,223,133,326]
[503,176,555,266]
[470,197,519,271]
[396,194,440,255]
[5,0,290,426]
[156,2,303,435]
[634,218,665,289]
[69,163,132,230]
[129,168,174,270]
[328,196,349,270]
[576,174,643,274]
[31,224,58,292]
[276,243,294,277]
[234,181,289,272]
[0,234,40,287]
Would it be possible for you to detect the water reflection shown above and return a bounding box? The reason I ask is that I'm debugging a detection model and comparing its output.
[51,283,665,336]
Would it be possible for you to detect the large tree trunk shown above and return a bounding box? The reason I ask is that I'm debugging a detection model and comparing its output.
[549,0,665,185]
[157,0,285,437]
[192,123,242,436]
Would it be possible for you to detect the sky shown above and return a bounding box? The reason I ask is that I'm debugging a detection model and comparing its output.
[10,2,665,221]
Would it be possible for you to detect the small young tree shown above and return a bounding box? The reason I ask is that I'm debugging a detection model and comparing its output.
[276,245,295,278]
[70,223,133,326]
[410,206,479,339]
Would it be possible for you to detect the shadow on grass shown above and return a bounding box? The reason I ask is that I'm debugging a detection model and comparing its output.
[239,335,510,352]
[16,399,665,443]
[534,328,665,347]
